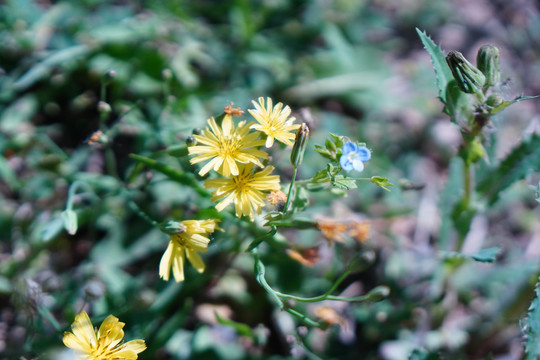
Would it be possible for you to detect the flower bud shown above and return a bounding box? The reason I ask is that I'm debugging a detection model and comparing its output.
[162,68,172,80]
[290,122,309,168]
[186,135,197,146]
[486,93,504,107]
[62,209,78,235]
[159,220,186,235]
[97,101,112,114]
[446,51,486,94]
[106,69,116,79]
[476,45,500,88]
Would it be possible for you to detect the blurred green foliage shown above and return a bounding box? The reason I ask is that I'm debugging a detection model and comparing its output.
[2,0,540,360]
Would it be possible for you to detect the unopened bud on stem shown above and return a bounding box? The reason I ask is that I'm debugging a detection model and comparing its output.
[446,51,486,95]
[159,220,186,235]
[477,45,500,88]
[290,123,309,168]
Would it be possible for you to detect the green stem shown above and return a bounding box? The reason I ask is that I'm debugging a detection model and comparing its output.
[285,308,322,327]
[105,147,119,178]
[66,181,94,210]
[127,200,159,227]
[283,166,298,213]
[295,177,371,186]
[463,161,471,210]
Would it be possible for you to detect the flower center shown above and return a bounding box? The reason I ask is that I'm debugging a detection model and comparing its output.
[219,135,240,157]
[347,152,359,162]
[234,173,251,193]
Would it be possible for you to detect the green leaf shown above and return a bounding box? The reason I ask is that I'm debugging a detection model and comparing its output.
[490,95,540,115]
[314,144,334,160]
[13,45,91,91]
[477,134,540,205]
[524,277,540,360]
[292,187,310,211]
[312,168,330,182]
[130,153,209,197]
[440,246,500,263]
[470,247,501,262]
[408,348,442,360]
[416,28,454,104]
[0,155,19,191]
[370,176,393,191]
[444,79,473,124]
[332,175,357,190]
[215,313,254,339]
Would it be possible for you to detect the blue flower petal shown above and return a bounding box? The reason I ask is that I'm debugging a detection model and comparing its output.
[356,146,371,162]
[340,155,354,171]
[342,141,357,154]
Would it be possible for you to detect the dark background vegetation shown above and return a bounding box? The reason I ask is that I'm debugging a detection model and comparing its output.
[2,0,540,359]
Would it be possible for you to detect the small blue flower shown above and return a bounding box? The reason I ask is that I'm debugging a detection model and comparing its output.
[340,142,371,172]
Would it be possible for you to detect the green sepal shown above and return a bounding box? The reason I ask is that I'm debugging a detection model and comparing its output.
[371,176,393,191]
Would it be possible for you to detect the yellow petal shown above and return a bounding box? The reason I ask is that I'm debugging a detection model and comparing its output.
[221,114,233,136]
[71,311,97,348]
[171,247,185,282]
[62,331,92,353]
[112,340,147,359]
[97,315,124,348]
[159,241,174,281]
[186,249,205,273]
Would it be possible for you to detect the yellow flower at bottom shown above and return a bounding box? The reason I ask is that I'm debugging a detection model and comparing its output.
[204,164,281,221]
[159,219,219,283]
[63,311,146,360]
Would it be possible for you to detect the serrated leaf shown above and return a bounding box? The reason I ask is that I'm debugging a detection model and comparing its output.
[524,277,540,360]
[332,175,357,190]
[416,28,454,104]
[477,134,540,205]
[490,95,540,115]
[440,246,500,263]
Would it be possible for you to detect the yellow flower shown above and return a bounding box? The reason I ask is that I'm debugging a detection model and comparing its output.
[188,115,268,177]
[63,311,146,360]
[204,164,281,221]
[248,97,300,148]
[159,219,219,282]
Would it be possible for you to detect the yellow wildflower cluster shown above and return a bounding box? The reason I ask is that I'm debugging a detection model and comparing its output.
[189,97,299,221]
[158,97,298,285]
